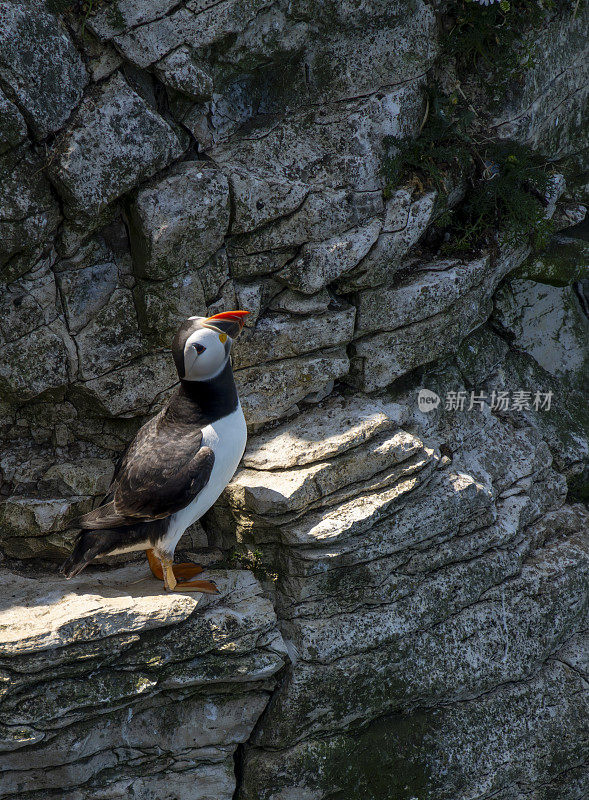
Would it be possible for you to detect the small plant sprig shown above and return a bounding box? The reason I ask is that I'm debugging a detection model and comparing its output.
[383,92,554,255]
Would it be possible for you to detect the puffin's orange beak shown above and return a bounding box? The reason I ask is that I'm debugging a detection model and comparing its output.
[204,310,249,338]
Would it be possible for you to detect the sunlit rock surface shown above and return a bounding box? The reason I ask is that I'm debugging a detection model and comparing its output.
[0,566,286,800]
[0,0,587,797]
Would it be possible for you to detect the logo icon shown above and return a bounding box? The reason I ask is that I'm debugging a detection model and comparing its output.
[417,389,440,413]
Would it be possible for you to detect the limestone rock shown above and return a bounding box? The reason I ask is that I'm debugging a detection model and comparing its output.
[0,88,26,154]
[517,233,588,286]
[55,241,119,335]
[73,350,179,418]
[268,288,332,316]
[490,8,589,159]
[0,566,286,799]
[494,278,589,391]
[0,146,61,280]
[229,169,310,235]
[231,189,384,254]
[232,302,355,370]
[0,320,76,402]
[74,288,146,381]
[43,459,115,497]
[355,256,486,335]
[277,218,382,294]
[155,45,213,99]
[236,348,350,426]
[0,2,586,797]
[337,190,438,291]
[90,0,272,68]
[0,2,87,139]
[48,73,183,219]
[243,395,406,471]
[128,161,230,279]
[0,495,92,558]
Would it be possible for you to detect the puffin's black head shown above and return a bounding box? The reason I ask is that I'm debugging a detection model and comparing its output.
[172,310,249,381]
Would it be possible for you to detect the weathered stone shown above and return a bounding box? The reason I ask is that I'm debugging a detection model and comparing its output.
[236,348,350,426]
[233,302,355,370]
[42,459,115,497]
[0,146,61,280]
[91,0,271,69]
[232,189,384,254]
[0,2,87,138]
[229,431,430,519]
[494,278,589,391]
[128,161,230,279]
[0,3,586,798]
[355,256,486,335]
[277,218,382,294]
[243,395,406,471]
[268,288,331,316]
[229,249,299,281]
[0,565,285,799]
[336,191,438,291]
[240,658,588,800]
[0,88,26,154]
[88,0,181,40]
[74,289,146,380]
[229,169,309,235]
[48,73,183,219]
[490,8,589,159]
[516,233,588,286]
[155,45,213,99]
[56,241,119,335]
[134,270,207,345]
[73,350,179,418]
[0,257,61,344]
[0,320,76,402]
[0,495,92,558]
[210,82,427,189]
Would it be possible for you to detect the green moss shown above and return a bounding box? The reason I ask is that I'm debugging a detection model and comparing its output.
[223,548,278,582]
[515,236,589,286]
[294,713,433,800]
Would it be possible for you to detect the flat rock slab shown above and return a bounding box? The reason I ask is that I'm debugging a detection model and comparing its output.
[243,394,406,470]
[0,564,254,656]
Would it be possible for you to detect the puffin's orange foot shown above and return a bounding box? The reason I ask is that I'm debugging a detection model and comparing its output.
[145,549,218,593]
[172,578,219,594]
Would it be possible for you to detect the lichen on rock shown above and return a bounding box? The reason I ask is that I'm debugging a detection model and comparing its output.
[0,0,587,798]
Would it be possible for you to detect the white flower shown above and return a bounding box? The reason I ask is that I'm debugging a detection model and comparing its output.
[472,0,501,4]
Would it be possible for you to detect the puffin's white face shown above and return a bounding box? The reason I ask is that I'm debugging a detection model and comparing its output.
[183,325,230,380]
[171,311,249,382]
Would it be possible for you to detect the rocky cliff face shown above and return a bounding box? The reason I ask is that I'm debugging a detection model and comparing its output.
[0,1,587,798]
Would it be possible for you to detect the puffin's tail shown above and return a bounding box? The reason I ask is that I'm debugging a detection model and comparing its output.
[60,530,116,579]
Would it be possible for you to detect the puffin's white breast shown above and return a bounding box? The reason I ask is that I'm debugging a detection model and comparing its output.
[162,403,247,552]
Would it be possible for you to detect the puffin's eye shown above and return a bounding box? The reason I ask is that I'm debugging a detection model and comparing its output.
[194,343,206,354]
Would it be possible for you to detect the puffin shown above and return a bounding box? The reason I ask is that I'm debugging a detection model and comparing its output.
[60,310,249,593]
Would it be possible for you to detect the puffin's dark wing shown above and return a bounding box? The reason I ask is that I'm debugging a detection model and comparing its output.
[79,413,215,529]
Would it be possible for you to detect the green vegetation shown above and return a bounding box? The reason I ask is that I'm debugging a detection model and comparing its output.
[380,0,585,254]
[443,0,554,95]
[383,92,554,254]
